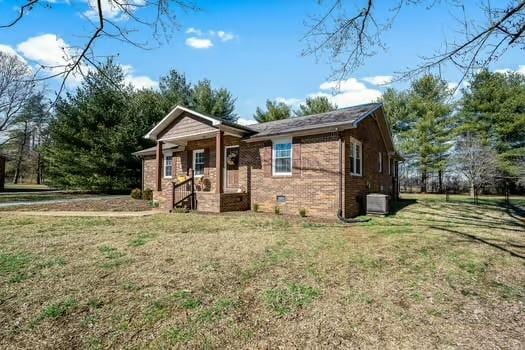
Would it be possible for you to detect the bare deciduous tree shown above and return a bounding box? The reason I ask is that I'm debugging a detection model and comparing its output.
[303,1,525,86]
[0,52,34,142]
[1,0,198,98]
[455,133,498,197]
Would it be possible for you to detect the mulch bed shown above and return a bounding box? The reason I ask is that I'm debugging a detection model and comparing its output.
[0,198,154,212]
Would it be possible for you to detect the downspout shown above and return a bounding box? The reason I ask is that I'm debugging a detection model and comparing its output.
[337,129,369,224]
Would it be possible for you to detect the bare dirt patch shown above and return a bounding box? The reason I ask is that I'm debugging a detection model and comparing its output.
[0,196,523,349]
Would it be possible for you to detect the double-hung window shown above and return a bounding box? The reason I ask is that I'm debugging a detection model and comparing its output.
[193,149,205,176]
[349,139,362,176]
[272,139,292,176]
[378,152,383,173]
[164,155,173,178]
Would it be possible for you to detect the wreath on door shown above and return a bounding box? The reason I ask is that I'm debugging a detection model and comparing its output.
[226,150,238,166]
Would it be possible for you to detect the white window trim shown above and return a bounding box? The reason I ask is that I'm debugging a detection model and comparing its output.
[272,137,293,176]
[350,137,362,177]
[388,156,392,175]
[192,149,205,177]
[164,153,173,178]
[378,152,383,173]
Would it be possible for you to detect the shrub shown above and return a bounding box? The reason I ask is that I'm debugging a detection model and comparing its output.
[274,206,282,215]
[252,203,260,212]
[130,188,142,199]
[143,188,153,201]
[299,208,307,217]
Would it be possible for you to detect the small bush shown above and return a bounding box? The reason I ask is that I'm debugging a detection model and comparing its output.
[143,188,153,201]
[299,208,307,217]
[130,188,142,199]
[274,206,282,215]
[149,200,159,208]
[252,203,259,212]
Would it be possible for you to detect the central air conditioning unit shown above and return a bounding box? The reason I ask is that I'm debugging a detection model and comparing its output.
[366,193,390,215]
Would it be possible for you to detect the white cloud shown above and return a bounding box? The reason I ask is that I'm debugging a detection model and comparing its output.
[184,28,237,46]
[447,82,458,91]
[236,117,255,126]
[272,77,383,113]
[0,44,26,63]
[15,34,157,90]
[185,37,213,49]
[17,34,70,67]
[319,78,367,92]
[275,97,303,107]
[84,0,145,20]
[16,34,87,85]
[317,78,382,107]
[217,31,235,42]
[186,27,203,36]
[362,75,393,86]
[494,66,525,75]
[121,64,157,89]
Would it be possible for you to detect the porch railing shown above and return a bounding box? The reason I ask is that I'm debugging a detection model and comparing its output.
[172,176,195,210]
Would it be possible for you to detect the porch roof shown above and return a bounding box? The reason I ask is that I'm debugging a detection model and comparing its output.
[132,144,180,157]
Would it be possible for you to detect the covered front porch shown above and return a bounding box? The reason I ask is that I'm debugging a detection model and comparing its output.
[146,106,252,212]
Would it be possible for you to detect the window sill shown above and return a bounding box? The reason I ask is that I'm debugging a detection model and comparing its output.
[272,173,292,177]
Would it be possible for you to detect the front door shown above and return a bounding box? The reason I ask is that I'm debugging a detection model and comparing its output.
[224,146,239,189]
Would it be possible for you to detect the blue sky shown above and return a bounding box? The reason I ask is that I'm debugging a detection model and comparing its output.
[1,0,524,124]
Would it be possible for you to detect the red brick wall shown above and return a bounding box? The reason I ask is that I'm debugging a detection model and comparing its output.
[245,133,341,218]
[143,114,394,217]
[343,116,394,217]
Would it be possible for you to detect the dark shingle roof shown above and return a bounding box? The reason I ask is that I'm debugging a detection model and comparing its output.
[245,103,382,139]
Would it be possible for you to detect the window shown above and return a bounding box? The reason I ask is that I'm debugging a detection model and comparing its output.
[164,155,173,178]
[349,139,362,176]
[272,139,292,176]
[378,152,383,173]
[193,149,205,176]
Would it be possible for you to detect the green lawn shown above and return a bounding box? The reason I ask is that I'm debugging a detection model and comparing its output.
[0,196,523,348]
[0,193,96,204]
[2,183,54,192]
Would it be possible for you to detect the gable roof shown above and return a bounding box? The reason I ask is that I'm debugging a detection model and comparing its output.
[145,105,252,140]
[138,102,397,155]
[245,103,382,140]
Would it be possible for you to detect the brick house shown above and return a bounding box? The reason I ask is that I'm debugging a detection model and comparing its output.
[134,103,401,218]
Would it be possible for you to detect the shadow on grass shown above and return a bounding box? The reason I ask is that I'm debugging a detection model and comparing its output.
[430,225,525,260]
[389,199,417,215]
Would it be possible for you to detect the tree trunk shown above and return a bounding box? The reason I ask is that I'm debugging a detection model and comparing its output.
[420,170,427,193]
[469,182,475,198]
[12,121,28,185]
[438,170,443,193]
[36,152,42,185]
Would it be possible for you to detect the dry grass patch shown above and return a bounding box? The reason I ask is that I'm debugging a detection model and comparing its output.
[0,196,524,349]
